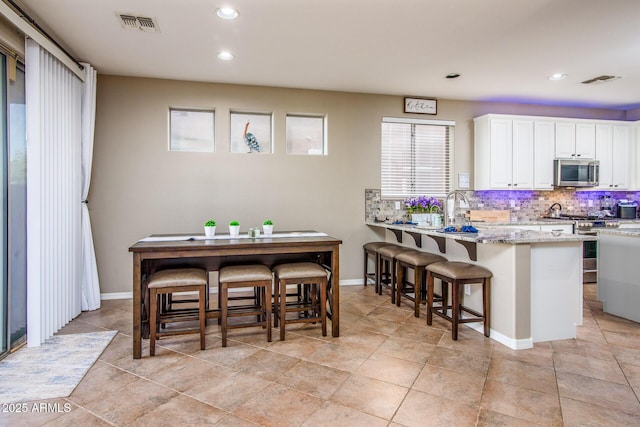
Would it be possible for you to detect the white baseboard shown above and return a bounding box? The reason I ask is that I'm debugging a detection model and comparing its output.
[465,322,533,350]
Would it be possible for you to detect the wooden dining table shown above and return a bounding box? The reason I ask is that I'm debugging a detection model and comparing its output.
[129,231,342,359]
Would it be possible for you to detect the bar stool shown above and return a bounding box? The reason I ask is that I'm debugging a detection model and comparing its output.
[395,250,446,317]
[218,265,273,347]
[148,268,208,356]
[273,262,328,341]
[363,242,388,287]
[377,245,412,304]
[426,261,492,340]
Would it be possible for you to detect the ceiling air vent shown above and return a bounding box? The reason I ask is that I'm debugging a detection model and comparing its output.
[581,75,621,85]
[117,13,160,32]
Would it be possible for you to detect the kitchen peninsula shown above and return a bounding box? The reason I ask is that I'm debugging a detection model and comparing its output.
[366,221,596,349]
[597,228,640,323]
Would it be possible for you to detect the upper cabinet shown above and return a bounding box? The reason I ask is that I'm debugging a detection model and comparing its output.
[555,121,595,159]
[474,115,551,190]
[474,114,637,191]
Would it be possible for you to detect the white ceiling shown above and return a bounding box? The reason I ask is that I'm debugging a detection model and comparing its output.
[12,0,640,110]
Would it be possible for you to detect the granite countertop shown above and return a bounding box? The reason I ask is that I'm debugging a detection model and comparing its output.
[596,228,640,237]
[365,221,596,244]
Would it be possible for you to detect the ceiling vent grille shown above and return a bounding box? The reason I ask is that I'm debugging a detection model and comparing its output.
[117,13,160,32]
[581,75,621,85]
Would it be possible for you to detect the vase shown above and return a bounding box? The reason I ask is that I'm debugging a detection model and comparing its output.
[204,226,216,237]
[229,225,240,236]
[411,213,430,225]
[263,224,274,235]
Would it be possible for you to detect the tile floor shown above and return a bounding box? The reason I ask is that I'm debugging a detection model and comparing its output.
[2,283,640,426]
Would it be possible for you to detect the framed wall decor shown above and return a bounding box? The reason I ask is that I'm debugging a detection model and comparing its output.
[230,111,273,153]
[404,97,437,115]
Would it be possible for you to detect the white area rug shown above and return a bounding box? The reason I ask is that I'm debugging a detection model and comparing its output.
[0,331,117,403]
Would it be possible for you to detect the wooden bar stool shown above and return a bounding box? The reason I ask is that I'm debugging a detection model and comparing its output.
[426,261,492,340]
[363,242,388,287]
[218,265,273,347]
[148,268,208,356]
[377,245,412,304]
[273,262,328,341]
[395,250,446,317]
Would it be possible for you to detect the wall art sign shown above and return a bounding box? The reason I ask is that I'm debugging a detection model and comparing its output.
[404,97,437,115]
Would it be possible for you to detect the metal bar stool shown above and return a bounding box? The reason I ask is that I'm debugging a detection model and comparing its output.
[395,250,446,317]
[426,261,492,340]
[273,262,328,341]
[363,242,388,287]
[148,268,208,356]
[377,245,412,304]
[218,265,273,347]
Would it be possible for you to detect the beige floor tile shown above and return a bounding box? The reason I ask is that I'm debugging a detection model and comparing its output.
[129,393,226,426]
[233,383,324,427]
[231,348,300,381]
[550,337,615,361]
[487,357,558,395]
[575,325,608,344]
[374,336,436,364]
[367,305,413,323]
[183,371,272,411]
[560,396,640,427]
[306,342,371,372]
[301,401,388,427]
[146,355,234,392]
[191,338,261,366]
[331,327,388,352]
[611,344,640,367]
[481,380,563,426]
[437,327,494,357]
[491,341,554,368]
[42,405,113,427]
[602,329,640,349]
[556,371,640,415]
[352,314,402,335]
[391,322,446,344]
[355,352,423,387]
[0,399,79,427]
[412,364,485,405]
[393,389,479,427]
[215,414,262,426]
[277,360,349,399]
[80,377,177,425]
[427,346,490,377]
[68,361,140,406]
[266,332,329,358]
[553,351,628,384]
[477,409,546,427]
[621,363,640,386]
[330,373,408,420]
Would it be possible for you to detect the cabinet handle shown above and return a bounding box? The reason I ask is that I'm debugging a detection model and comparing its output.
[576,154,581,157]
[614,185,618,188]
[610,185,614,188]
[507,184,512,186]
[514,183,518,186]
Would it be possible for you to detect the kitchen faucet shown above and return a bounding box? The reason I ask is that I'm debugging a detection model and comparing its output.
[444,190,469,227]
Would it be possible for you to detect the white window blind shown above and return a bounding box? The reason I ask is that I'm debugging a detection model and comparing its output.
[381,117,453,199]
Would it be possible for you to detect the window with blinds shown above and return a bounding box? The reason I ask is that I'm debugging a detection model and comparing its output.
[381,117,454,199]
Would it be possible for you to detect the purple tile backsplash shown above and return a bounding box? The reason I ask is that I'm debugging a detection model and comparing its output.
[365,189,640,223]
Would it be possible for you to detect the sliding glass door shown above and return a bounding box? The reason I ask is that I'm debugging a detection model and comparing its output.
[0,50,26,360]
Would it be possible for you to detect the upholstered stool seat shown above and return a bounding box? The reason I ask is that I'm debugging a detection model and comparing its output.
[395,250,446,317]
[363,242,388,287]
[148,268,208,356]
[218,265,273,346]
[273,262,328,341]
[426,261,492,340]
[377,245,412,304]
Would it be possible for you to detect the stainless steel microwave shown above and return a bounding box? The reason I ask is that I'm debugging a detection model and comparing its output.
[553,159,599,187]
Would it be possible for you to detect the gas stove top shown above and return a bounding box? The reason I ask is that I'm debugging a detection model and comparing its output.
[543,214,619,233]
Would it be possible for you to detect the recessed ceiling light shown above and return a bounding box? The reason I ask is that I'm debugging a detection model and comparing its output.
[548,73,567,81]
[217,51,234,60]
[216,7,239,19]
[446,73,460,79]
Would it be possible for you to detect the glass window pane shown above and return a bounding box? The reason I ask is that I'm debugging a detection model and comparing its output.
[286,115,325,155]
[230,112,272,153]
[169,109,214,152]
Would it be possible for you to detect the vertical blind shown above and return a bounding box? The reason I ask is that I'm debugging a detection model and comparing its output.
[26,38,82,346]
[381,117,454,199]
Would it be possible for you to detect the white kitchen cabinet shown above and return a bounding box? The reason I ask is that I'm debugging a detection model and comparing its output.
[596,124,631,190]
[475,115,551,190]
[555,121,595,159]
[539,224,573,234]
[533,121,555,190]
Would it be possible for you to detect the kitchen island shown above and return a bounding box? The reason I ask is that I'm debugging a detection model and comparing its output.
[367,222,596,349]
[597,228,640,323]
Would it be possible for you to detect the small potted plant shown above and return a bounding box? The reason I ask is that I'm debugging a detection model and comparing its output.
[229,220,240,236]
[263,219,274,235]
[204,219,216,237]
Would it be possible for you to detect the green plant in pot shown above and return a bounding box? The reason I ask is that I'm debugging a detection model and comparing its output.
[229,220,240,236]
[262,219,274,235]
[204,219,216,237]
